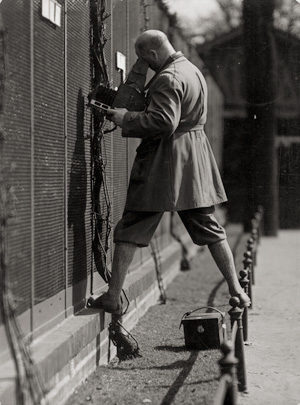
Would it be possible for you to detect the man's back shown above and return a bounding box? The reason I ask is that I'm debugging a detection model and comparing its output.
[159,55,208,128]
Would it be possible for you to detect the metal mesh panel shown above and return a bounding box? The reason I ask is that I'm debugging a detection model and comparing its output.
[128,0,141,59]
[1,2,32,317]
[98,0,114,266]
[88,0,114,277]
[33,0,65,303]
[111,0,129,228]
[67,0,92,286]
[127,0,141,171]
[0,0,213,339]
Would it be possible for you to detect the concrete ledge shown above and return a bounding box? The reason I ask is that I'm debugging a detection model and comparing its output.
[0,238,184,405]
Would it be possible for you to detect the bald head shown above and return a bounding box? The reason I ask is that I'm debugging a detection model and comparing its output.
[136,30,168,54]
[135,30,176,71]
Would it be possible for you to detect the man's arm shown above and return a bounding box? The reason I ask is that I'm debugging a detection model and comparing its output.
[107,73,183,139]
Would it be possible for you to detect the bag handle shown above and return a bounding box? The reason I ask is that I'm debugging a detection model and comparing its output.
[179,306,225,329]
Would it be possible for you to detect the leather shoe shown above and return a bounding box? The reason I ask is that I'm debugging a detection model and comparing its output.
[87,292,122,314]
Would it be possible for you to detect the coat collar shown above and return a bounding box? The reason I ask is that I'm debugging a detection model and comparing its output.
[144,51,184,91]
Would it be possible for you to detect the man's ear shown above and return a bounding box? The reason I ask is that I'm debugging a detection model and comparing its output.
[149,49,158,60]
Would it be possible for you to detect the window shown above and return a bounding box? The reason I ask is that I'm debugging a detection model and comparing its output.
[41,0,61,27]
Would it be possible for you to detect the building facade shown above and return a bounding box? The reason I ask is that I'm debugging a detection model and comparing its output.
[0,1,224,403]
[198,28,300,227]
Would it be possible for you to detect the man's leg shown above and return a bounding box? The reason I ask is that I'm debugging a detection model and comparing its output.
[103,242,137,312]
[208,239,250,306]
[94,211,164,314]
[179,207,250,307]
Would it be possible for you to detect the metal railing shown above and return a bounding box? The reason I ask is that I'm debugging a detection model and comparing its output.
[214,206,264,405]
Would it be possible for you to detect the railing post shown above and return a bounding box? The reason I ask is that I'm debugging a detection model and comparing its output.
[229,297,248,393]
[239,269,249,342]
[243,252,253,309]
[250,226,258,269]
[255,205,264,241]
[218,341,239,405]
[246,237,255,285]
[251,217,258,233]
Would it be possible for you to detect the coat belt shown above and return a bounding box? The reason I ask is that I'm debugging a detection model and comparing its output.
[174,124,204,134]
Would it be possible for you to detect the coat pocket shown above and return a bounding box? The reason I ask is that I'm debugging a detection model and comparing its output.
[131,140,160,183]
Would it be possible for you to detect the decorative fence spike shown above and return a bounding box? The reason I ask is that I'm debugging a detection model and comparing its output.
[213,341,238,405]
[239,269,250,341]
[251,228,258,268]
[214,206,264,403]
[243,252,253,309]
[246,237,255,285]
[228,297,248,393]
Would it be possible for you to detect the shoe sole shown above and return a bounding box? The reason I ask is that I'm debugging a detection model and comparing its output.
[87,296,123,315]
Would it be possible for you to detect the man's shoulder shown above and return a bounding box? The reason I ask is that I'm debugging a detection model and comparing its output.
[150,56,203,89]
[164,57,202,81]
[171,56,201,74]
[153,70,181,88]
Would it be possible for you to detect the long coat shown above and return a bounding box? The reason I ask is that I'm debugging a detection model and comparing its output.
[121,52,227,212]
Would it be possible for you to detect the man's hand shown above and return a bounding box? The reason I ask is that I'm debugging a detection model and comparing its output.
[106,108,128,128]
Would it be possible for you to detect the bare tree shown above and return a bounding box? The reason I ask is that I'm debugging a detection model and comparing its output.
[173,0,300,44]
[177,0,243,44]
[274,0,300,38]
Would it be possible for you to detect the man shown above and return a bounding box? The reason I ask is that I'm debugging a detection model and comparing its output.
[94,29,250,314]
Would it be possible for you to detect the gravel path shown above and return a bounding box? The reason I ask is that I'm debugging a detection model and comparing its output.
[66,228,300,405]
[66,225,243,405]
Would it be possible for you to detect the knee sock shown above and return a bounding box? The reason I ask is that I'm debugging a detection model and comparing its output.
[107,242,137,300]
[208,239,243,296]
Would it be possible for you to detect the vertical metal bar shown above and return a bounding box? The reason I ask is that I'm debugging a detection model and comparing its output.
[89,0,94,295]
[235,318,247,393]
[214,340,238,405]
[242,305,248,342]
[239,269,249,341]
[243,251,253,309]
[64,0,68,316]
[30,0,35,334]
[229,297,248,393]
[126,0,130,184]
[110,0,114,264]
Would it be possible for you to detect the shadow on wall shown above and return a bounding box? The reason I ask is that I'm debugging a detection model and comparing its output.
[68,89,88,311]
